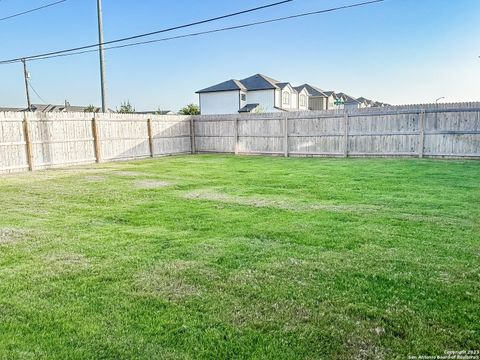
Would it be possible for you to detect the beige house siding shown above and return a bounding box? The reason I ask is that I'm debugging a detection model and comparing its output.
[298,88,309,111]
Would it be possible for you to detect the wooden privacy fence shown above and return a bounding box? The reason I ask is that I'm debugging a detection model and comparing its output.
[193,103,480,159]
[0,112,192,173]
[0,102,479,173]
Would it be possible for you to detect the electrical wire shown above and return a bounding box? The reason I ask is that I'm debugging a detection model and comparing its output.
[0,0,67,22]
[28,82,48,103]
[0,0,293,64]
[17,0,384,63]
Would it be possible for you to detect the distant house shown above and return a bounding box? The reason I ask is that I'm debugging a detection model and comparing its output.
[29,103,103,113]
[196,74,388,114]
[0,107,24,112]
[294,85,340,111]
[0,103,113,113]
[197,74,307,115]
[356,97,373,107]
[336,93,364,111]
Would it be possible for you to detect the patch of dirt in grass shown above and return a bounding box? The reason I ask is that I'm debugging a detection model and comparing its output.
[112,171,149,177]
[0,228,28,246]
[135,260,204,301]
[135,180,172,189]
[224,269,318,330]
[43,252,90,275]
[228,296,314,330]
[183,190,379,213]
[84,175,108,182]
[347,337,386,360]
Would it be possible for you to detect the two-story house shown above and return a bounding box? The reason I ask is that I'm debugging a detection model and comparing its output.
[196,74,308,115]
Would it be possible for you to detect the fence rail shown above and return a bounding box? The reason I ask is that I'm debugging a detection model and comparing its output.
[1,102,479,173]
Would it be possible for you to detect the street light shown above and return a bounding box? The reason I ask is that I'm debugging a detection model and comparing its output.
[435,97,445,104]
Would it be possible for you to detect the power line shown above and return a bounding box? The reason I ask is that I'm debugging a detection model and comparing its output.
[0,0,67,22]
[0,0,293,64]
[15,0,385,63]
[28,82,48,103]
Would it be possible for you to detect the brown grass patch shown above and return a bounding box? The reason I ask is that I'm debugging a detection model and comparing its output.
[135,260,202,301]
[135,180,172,189]
[84,175,107,182]
[112,171,148,177]
[183,190,379,213]
[347,337,386,360]
[0,228,28,246]
[43,252,90,275]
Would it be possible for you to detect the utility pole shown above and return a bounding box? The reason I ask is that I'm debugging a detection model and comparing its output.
[21,59,32,111]
[97,0,108,113]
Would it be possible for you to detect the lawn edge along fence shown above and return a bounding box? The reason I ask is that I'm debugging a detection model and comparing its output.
[1,102,479,173]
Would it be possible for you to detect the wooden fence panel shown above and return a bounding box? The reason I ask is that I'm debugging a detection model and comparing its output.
[423,110,480,156]
[96,113,150,161]
[238,118,284,154]
[0,112,28,173]
[194,118,236,153]
[347,113,419,156]
[289,116,345,155]
[151,117,192,155]
[29,113,95,169]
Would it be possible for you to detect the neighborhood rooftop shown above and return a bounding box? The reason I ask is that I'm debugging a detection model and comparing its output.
[196,73,389,115]
[197,74,281,93]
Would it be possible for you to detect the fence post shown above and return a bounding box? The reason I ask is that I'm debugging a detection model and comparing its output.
[190,117,196,154]
[147,118,154,157]
[22,113,34,171]
[344,113,349,158]
[284,115,289,157]
[91,115,102,163]
[234,117,239,155]
[418,110,426,158]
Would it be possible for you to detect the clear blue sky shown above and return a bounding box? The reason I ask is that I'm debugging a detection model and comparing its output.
[0,0,479,111]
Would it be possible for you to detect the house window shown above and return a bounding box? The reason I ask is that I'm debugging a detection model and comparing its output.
[282,92,290,105]
[300,95,306,107]
[241,93,246,101]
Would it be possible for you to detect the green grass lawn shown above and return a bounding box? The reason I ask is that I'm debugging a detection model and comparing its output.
[0,155,479,359]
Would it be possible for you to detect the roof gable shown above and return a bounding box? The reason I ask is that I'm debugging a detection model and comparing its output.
[336,93,359,103]
[240,74,279,90]
[196,79,246,93]
[295,87,309,96]
[277,82,296,93]
[295,84,327,97]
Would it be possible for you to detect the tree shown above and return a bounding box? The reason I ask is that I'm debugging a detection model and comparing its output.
[179,104,200,115]
[118,101,135,114]
[84,105,97,113]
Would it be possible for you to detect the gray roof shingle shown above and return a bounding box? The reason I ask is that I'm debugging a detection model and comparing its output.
[197,74,282,94]
[196,79,247,93]
[294,84,327,97]
[276,82,294,90]
[239,103,260,113]
[239,74,280,91]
